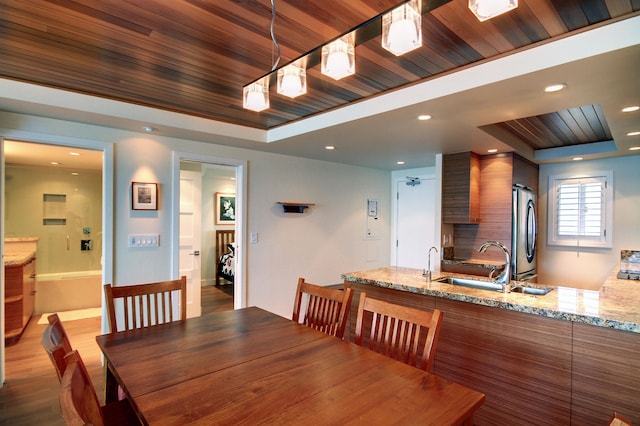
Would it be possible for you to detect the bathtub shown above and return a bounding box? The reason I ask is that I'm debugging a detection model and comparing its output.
[35,270,102,314]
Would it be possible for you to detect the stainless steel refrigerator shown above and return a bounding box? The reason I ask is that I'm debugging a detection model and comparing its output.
[512,185,537,281]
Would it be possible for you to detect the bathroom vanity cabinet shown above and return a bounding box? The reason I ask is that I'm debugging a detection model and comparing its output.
[4,253,37,346]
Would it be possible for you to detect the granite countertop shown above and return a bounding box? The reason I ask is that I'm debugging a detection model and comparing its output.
[4,251,36,266]
[5,237,39,242]
[342,266,640,334]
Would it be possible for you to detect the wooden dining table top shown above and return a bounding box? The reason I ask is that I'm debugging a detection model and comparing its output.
[96,307,485,425]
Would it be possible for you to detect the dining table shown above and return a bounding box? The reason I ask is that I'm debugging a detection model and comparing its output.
[96,306,485,425]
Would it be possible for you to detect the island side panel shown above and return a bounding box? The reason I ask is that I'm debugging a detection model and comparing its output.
[344,282,436,343]
[572,323,640,424]
[434,298,572,425]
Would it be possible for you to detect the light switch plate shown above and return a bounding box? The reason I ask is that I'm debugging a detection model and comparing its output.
[128,234,160,247]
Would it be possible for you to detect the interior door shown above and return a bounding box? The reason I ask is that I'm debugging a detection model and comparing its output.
[179,170,202,318]
[396,177,437,269]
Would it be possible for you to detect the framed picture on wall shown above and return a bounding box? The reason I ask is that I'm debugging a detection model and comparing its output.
[132,182,158,210]
[215,192,236,224]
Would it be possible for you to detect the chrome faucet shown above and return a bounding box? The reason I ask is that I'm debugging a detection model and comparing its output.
[423,246,438,282]
[477,241,511,293]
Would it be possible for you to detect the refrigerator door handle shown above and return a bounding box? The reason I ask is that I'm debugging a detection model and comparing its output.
[525,199,536,262]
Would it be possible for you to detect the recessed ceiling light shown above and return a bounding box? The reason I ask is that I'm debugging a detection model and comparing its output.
[622,106,639,113]
[487,149,498,153]
[544,83,567,93]
[629,146,640,151]
[396,161,405,165]
[572,157,583,161]
[143,126,157,132]
[71,172,79,176]
[69,152,80,156]
[418,115,432,121]
[325,145,335,150]
[627,131,640,136]
[50,161,60,165]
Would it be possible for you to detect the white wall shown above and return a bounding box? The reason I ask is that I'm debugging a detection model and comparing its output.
[1,112,391,319]
[537,155,640,289]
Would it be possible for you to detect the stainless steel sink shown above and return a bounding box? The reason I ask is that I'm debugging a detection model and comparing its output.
[435,277,503,291]
[509,285,553,295]
[435,277,553,295]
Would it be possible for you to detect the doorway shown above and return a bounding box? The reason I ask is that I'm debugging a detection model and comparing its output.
[393,174,438,269]
[1,138,111,386]
[173,152,247,313]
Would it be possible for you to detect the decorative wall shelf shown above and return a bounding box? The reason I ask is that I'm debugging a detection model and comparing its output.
[277,202,315,213]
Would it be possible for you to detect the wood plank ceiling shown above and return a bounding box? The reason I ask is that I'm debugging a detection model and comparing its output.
[0,0,638,150]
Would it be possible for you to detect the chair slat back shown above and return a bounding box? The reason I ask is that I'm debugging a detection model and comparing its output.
[59,350,105,426]
[41,313,74,381]
[354,292,443,372]
[292,278,353,339]
[104,276,187,333]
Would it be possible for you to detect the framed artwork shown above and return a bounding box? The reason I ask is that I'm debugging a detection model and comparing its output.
[215,192,236,224]
[132,182,158,210]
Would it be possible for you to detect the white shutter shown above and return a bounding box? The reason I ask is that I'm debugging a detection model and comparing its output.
[548,172,612,248]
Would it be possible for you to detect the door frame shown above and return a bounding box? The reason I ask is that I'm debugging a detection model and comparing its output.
[0,133,112,386]
[171,151,247,309]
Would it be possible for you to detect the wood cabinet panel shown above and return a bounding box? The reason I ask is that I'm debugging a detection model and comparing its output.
[442,152,480,224]
[572,323,640,424]
[344,282,436,343]
[4,255,36,345]
[512,154,539,193]
[434,298,572,425]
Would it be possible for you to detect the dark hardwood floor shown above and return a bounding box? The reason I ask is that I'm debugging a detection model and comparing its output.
[0,285,233,425]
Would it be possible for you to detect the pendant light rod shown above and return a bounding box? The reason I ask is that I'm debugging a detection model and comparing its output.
[269,0,281,71]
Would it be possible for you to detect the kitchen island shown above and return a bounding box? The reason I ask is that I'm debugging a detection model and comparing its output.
[342,267,639,425]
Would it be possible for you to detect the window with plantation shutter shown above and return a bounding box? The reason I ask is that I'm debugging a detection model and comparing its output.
[548,172,612,248]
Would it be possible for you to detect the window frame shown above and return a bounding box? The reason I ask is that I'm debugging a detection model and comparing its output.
[547,171,613,248]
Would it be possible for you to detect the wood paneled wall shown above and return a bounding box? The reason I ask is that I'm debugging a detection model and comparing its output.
[450,152,538,263]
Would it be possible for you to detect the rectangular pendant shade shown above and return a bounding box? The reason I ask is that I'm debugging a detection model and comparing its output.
[321,33,355,81]
[382,0,421,56]
[243,76,269,112]
[469,0,517,21]
[277,62,307,98]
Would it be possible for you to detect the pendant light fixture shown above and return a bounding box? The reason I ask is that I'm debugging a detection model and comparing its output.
[382,0,422,56]
[469,0,517,22]
[277,61,307,98]
[243,76,270,112]
[243,0,280,111]
[243,0,455,111]
[321,33,355,80]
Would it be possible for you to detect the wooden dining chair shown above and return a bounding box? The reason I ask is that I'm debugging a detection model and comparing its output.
[354,292,443,372]
[292,277,354,339]
[41,313,74,382]
[59,350,140,426]
[104,276,187,333]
